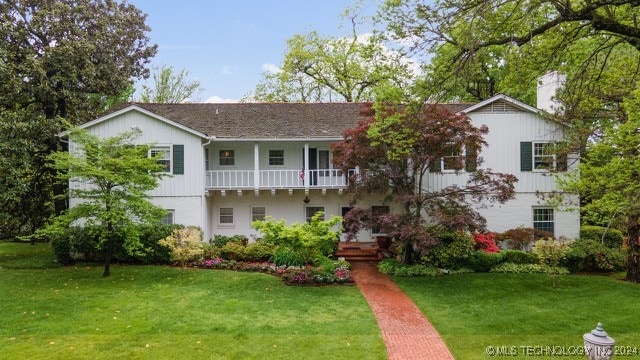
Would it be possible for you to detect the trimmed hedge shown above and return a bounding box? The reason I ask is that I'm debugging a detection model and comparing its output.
[580,225,624,248]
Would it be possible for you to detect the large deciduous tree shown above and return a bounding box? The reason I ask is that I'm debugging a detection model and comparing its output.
[331,103,517,263]
[558,90,640,282]
[0,0,156,238]
[40,130,167,277]
[138,64,203,103]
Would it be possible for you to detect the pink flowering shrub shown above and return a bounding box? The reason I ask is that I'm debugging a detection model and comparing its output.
[473,232,500,253]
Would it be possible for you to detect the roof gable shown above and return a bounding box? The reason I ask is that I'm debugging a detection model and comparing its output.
[460,94,539,114]
[80,105,209,139]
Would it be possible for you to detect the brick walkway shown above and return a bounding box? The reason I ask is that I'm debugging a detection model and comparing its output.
[350,261,455,360]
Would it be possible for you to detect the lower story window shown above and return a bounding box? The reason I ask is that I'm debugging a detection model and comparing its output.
[219,207,234,224]
[160,209,175,225]
[305,206,325,223]
[251,206,266,222]
[533,208,554,235]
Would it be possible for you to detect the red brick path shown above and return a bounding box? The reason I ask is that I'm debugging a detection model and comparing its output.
[350,261,455,360]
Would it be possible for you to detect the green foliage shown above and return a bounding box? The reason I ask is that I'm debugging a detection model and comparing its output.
[158,227,204,268]
[252,213,341,265]
[378,259,441,276]
[532,239,572,288]
[562,239,628,273]
[138,64,202,103]
[580,225,624,248]
[270,246,306,267]
[422,231,474,269]
[501,250,539,265]
[464,250,506,272]
[210,234,246,247]
[38,129,168,276]
[217,241,274,262]
[490,262,568,275]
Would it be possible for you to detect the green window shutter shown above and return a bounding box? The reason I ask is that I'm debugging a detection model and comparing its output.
[430,157,442,172]
[520,142,532,171]
[465,144,478,172]
[173,145,184,175]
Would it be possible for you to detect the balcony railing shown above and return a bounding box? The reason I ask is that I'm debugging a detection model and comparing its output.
[205,169,354,189]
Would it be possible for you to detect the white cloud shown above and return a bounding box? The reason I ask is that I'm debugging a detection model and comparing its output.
[261,63,281,74]
[221,65,236,75]
[205,95,239,103]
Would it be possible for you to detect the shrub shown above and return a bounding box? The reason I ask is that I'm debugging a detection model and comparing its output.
[562,239,627,272]
[158,227,204,267]
[116,224,181,264]
[210,234,246,247]
[533,239,572,288]
[502,250,538,265]
[216,241,274,262]
[252,213,341,265]
[464,251,506,272]
[580,225,624,248]
[422,231,474,269]
[490,262,569,274]
[378,259,441,276]
[497,227,553,250]
[473,232,500,253]
[270,246,306,267]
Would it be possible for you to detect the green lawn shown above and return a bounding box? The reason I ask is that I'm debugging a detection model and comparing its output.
[0,242,385,359]
[393,273,640,359]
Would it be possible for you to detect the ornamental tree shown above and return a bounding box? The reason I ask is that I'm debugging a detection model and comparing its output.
[38,129,167,277]
[332,103,517,263]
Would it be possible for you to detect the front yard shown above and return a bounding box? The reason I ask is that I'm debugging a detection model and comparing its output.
[0,242,385,360]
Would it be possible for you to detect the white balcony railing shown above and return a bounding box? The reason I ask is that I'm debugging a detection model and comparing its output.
[205,169,354,189]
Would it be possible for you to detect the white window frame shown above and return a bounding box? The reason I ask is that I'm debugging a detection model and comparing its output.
[150,145,172,173]
[305,206,325,223]
[251,206,266,222]
[533,142,557,171]
[219,150,235,166]
[218,207,234,225]
[318,149,331,177]
[532,207,555,236]
[268,150,284,166]
[441,144,464,172]
[161,209,175,225]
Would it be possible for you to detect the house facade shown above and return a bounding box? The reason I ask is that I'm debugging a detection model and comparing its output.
[74,92,579,242]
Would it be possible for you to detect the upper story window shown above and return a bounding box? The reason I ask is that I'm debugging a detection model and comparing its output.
[219,150,235,166]
[269,150,284,166]
[150,146,171,173]
[442,145,464,171]
[204,149,210,170]
[521,142,567,172]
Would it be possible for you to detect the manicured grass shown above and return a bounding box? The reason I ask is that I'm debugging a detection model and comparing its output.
[393,273,640,359]
[0,242,385,359]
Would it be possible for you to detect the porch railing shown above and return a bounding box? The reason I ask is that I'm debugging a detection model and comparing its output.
[205,169,354,189]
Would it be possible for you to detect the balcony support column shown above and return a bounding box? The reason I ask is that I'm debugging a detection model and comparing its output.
[304,143,309,192]
[254,142,260,191]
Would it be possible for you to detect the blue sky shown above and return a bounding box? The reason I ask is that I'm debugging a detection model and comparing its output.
[129,0,381,102]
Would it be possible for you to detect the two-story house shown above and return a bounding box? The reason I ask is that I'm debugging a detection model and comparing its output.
[73,76,579,242]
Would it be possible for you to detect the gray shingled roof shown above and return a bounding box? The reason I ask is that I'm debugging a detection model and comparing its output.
[131,102,368,139]
[109,102,478,140]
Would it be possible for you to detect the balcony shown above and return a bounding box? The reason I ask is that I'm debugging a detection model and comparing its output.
[205,169,354,190]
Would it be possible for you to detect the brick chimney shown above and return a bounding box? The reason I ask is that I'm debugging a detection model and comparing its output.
[536,71,566,114]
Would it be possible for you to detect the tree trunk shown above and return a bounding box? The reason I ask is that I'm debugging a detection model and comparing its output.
[627,216,640,282]
[103,222,113,277]
[402,241,414,264]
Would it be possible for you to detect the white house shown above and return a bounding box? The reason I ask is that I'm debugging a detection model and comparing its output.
[73,86,579,241]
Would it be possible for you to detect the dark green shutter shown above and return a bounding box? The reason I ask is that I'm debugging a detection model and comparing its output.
[173,145,184,175]
[430,157,441,172]
[520,142,532,171]
[557,153,568,172]
[465,144,478,172]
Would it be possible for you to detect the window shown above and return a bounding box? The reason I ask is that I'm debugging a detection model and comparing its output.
[219,207,234,224]
[318,150,330,176]
[442,144,464,171]
[533,143,555,170]
[371,206,390,234]
[150,146,171,172]
[533,208,554,235]
[305,206,325,223]
[268,150,284,166]
[204,149,210,170]
[219,150,235,166]
[161,210,175,225]
[251,206,266,222]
